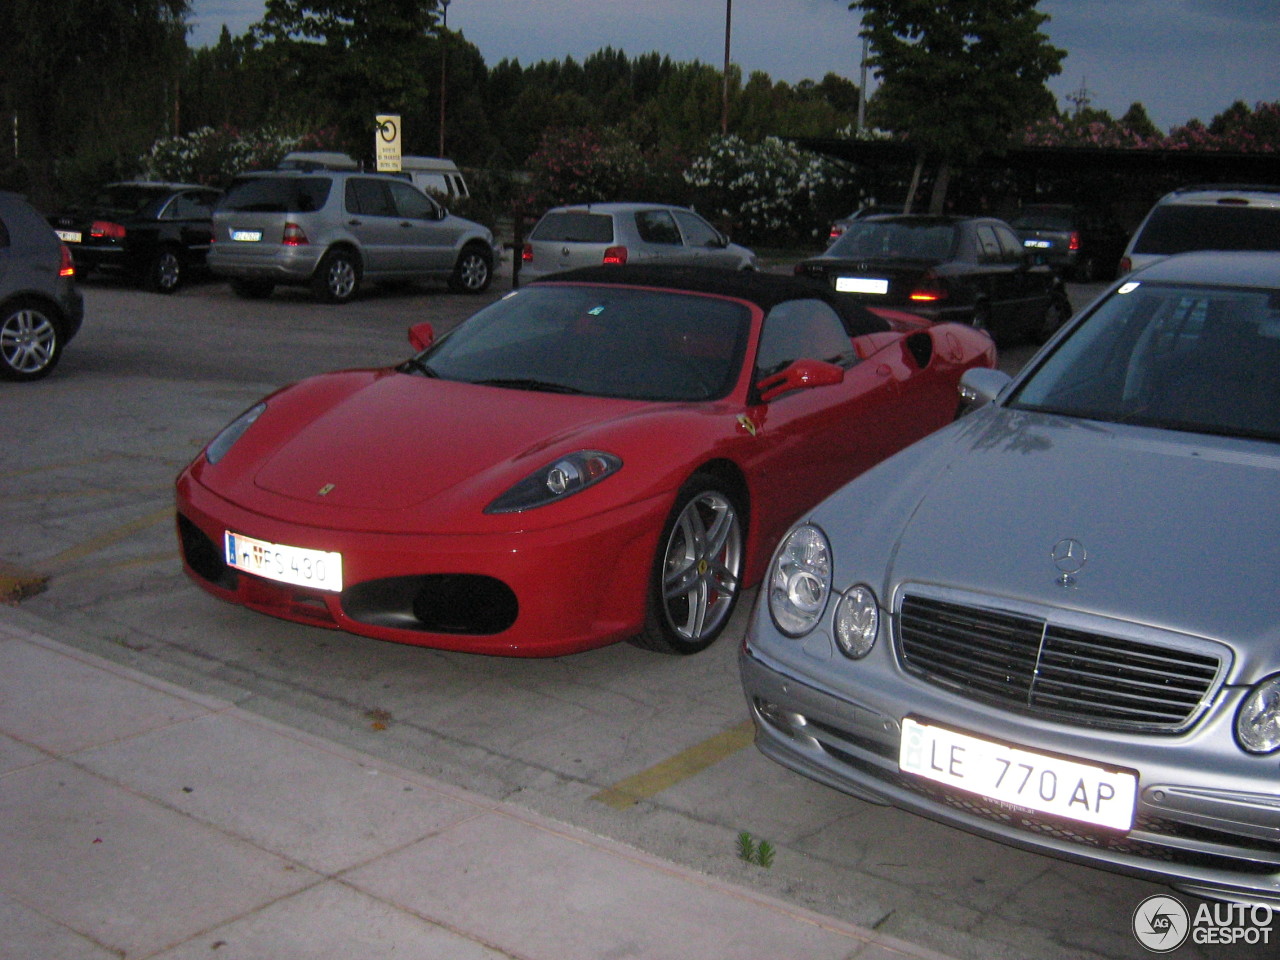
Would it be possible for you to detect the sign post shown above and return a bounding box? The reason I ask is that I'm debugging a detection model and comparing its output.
[375,114,402,172]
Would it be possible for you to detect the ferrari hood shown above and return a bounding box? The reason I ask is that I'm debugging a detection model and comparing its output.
[882,409,1279,654]
[252,373,638,510]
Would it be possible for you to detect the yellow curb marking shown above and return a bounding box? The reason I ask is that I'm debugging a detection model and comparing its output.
[592,719,756,810]
[39,506,175,570]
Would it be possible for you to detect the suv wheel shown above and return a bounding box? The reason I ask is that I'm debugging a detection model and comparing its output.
[313,248,361,303]
[0,299,63,381]
[448,245,493,293]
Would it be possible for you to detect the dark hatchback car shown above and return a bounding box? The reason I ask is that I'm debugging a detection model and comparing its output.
[1009,203,1128,282]
[1,191,84,380]
[795,215,1070,344]
[49,182,220,293]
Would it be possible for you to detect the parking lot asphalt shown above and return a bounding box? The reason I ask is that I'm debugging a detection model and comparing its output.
[6,266,1263,960]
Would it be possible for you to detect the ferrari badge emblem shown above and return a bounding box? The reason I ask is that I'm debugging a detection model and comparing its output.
[317,483,336,497]
[737,414,758,437]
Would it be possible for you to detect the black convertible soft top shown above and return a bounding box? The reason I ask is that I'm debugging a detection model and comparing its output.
[536,265,892,337]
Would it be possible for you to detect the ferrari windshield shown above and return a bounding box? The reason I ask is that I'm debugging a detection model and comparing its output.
[413,284,752,402]
[1010,280,1280,442]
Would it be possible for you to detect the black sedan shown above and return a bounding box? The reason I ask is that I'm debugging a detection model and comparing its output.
[795,214,1070,344]
[49,182,220,293]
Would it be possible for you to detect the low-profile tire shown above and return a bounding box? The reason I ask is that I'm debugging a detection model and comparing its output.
[148,246,184,294]
[312,248,361,303]
[0,299,63,381]
[448,244,493,293]
[631,474,744,655]
[229,279,275,299]
[1033,292,1073,344]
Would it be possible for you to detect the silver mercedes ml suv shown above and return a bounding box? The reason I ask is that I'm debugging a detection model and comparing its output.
[209,170,496,302]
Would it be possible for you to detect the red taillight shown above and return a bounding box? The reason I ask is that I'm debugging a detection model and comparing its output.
[829,225,844,241]
[1119,256,1132,275]
[90,220,126,240]
[58,244,75,278]
[521,243,533,264]
[909,272,947,302]
[282,222,308,246]
[1068,231,1081,252]
[602,245,628,265]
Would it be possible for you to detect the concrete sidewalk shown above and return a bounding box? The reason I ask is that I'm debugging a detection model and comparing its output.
[0,621,959,960]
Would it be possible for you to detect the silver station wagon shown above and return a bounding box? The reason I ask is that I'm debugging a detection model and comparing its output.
[742,251,1280,906]
[519,202,756,281]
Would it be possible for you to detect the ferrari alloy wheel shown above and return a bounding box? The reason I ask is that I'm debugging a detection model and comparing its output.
[448,245,493,293]
[313,248,360,303]
[0,299,62,381]
[635,475,744,654]
[150,247,183,293]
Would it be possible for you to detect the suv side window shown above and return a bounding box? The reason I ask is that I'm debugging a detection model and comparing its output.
[673,210,720,247]
[388,181,439,220]
[346,178,396,217]
[634,209,682,246]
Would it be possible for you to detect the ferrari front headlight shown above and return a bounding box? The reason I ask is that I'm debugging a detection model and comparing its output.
[1236,674,1280,754]
[768,524,831,637]
[485,451,622,513]
[205,402,266,464]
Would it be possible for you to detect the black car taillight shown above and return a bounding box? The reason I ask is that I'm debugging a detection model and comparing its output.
[910,271,948,303]
[58,244,75,277]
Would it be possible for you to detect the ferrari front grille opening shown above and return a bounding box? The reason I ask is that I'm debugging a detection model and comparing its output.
[343,574,518,635]
[177,514,237,590]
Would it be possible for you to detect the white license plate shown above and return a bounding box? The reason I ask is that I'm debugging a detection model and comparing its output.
[1023,239,1052,249]
[224,532,343,592]
[231,230,263,242]
[899,717,1137,831]
[55,230,82,244]
[835,276,889,295]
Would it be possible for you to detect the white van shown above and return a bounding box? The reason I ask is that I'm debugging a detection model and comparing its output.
[399,156,470,202]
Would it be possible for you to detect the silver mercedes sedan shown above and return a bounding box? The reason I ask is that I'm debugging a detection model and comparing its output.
[741,251,1280,906]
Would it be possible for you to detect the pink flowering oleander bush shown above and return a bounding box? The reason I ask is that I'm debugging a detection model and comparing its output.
[1023,101,1280,153]
[138,125,342,186]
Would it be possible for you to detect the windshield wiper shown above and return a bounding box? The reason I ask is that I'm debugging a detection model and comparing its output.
[401,357,439,378]
[472,377,584,394]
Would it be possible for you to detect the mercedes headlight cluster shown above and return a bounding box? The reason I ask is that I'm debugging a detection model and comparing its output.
[767,525,880,657]
[486,451,622,513]
[1236,674,1280,754]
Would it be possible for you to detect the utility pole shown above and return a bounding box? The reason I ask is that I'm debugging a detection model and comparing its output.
[438,0,451,156]
[721,0,731,135]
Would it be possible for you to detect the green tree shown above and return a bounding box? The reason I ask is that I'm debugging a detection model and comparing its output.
[849,0,1065,211]
[251,0,444,159]
[1,0,190,203]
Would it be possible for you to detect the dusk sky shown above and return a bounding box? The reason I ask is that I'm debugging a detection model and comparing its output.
[187,0,1278,134]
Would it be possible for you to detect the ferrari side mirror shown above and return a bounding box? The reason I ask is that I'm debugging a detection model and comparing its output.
[408,322,435,352]
[757,359,844,403]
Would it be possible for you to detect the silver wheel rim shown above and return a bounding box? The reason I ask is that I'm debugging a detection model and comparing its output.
[661,491,742,642]
[458,253,489,290]
[328,258,357,299]
[1,308,57,374]
[157,252,180,290]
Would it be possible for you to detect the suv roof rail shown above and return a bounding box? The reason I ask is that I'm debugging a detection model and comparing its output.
[1168,183,1280,196]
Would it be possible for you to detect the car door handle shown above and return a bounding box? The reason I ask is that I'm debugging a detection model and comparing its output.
[348,219,363,226]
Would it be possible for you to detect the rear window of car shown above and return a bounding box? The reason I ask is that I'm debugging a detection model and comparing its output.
[828,220,958,261]
[219,177,332,214]
[93,185,171,217]
[529,212,615,243]
[1133,204,1280,255]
